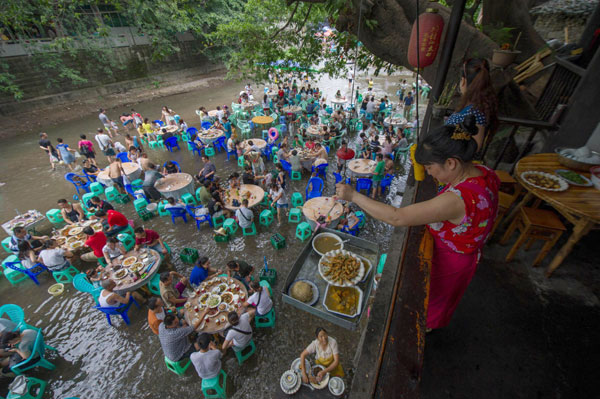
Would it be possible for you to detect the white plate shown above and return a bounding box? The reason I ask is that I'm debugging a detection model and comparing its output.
[290,357,311,375]
[520,171,568,192]
[328,377,345,396]
[554,169,593,187]
[318,249,365,287]
[287,279,319,306]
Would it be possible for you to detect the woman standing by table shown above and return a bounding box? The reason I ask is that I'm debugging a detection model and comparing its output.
[335,117,499,331]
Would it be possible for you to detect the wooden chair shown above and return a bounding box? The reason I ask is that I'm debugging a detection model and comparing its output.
[489,170,523,237]
[500,207,566,266]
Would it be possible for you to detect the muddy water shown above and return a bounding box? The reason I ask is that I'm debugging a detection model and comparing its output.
[0,71,410,398]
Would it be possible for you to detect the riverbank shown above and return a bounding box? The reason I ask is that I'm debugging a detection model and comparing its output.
[0,66,228,139]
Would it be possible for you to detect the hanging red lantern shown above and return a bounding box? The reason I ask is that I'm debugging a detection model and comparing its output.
[407,8,445,69]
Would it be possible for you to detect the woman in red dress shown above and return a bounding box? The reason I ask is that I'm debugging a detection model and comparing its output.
[335,116,499,330]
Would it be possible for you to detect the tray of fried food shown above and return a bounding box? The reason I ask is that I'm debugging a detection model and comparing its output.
[318,249,365,287]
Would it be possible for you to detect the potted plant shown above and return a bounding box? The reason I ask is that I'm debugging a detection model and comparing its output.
[432,82,456,119]
[486,24,522,67]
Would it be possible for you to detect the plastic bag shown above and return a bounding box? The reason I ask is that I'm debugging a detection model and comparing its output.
[74,151,82,158]
[121,173,131,186]
[8,375,28,395]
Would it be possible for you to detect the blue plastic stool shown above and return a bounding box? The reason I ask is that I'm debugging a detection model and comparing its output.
[291,192,304,208]
[288,208,302,223]
[295,222,312,241]
[223,218,238,235]
[52,264,79,284]
[242,223,257,236]
[233,339,256,365]
[259,209,274,227]
[165,356,192,376]
[255,307,276,328]
[201,369,227,398]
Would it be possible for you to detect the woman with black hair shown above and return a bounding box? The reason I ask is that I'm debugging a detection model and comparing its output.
[335,116,500,331]
[299,327,344,384]
[445,58,498,150]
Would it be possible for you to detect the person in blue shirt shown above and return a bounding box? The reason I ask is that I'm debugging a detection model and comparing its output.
[189,256,219,286]
[223,116,232,139]
[403,92,414,121]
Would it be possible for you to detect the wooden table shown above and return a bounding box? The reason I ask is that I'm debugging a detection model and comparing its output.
[97,162,141,187]
[508,153,600,276]
[2,210,45,235]
[347,159,377,176]
[240,138,267,151]
[223,184,265,210]
[101,249,161,292]
[251,115,274,126]
[302,197,344,228]
[183,275,248,334]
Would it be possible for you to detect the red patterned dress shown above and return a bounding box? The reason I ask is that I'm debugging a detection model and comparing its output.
[426,165,500,329]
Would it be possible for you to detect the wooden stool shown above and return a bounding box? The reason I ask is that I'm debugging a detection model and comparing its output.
[500,207,566,266]
[489,192,517,238]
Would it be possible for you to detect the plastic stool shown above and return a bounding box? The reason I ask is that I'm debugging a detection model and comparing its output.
[164,356,191,376]
[355,211,366,228]
[223,218,238,235]
[205,147,216,157]
[118,233,136,251]
[242,223,257,236]
[237,155,245,168]
[262,130,269,140]
[181,193,197,206]
[233,339,256,365]
[288,208,302,223]
[147,273,161,295]
[270,233,286,249]
[201,369,227,398]
[133,198,148,212]
[2,237,13,253]
[89,182,104,197]
[259,209,274,227]
[291,170,302,181]
[212,214,226,227]
[157,200,170,217]
[255,307,276,328]
[52,264,79,284]
[180,248,199,264]
[7,376,47,399]
[2,255,28,285]
[295,222,312,241]
[291,192,304,208]
[46,209,65,226]
[377,253,387,274]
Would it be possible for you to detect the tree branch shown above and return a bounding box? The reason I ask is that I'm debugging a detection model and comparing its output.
[465,0,482,24]
[271,1,300,39]
[296,4,313,33]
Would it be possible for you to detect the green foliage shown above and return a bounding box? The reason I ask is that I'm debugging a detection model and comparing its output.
[483,23,515,47]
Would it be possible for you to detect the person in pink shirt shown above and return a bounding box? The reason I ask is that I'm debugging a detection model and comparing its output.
[78,134,97,167]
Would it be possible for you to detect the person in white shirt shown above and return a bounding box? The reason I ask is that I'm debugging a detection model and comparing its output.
[222,310,253,352]
[243,280,273,317]
[95,128,115,162]
[227,137,235,153]
[102,237,126,266]
[235,199,254,229]
[215,106,224,122]
[114,141,127,153]
[366,98,376,114]
[299,327,344,383]
[37,239,73,271]
[269,181,288,223]
[191,333,222,380]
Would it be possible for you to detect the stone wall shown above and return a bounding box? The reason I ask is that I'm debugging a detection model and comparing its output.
[533,15,587,42]
[0,40,221,114]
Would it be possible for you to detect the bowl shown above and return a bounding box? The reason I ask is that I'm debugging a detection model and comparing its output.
[312,232,344,256]
[555,147,600,172]
[590,166,600,191]
[48,283,65,297]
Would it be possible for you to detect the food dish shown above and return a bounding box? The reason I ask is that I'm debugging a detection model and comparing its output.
[310,365,329,389]
[113,269,128,280]
[288,279,319,306]
[69,241,83,250]
[312,232,344,256]
[280,370,301,395]
[199,293,210,305]
[207,295,221,308]
[92,223,103,232]
[290,357,311,375]
[555,169,592,187]
[323,285,363,318]
[122,256,137,267]
[129,262,144,272]
[521,171,568,192]
[68,227,83,236]
[221,292,233,304]
[319,249,365,286]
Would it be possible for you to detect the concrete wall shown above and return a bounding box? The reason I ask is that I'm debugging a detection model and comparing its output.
[533,15,587,42]
[0,40,220,115]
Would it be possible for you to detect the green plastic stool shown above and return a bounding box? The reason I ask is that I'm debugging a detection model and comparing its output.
[156,139,165,150]
[260,192,270,207]
[89,182,104,197]
[147,273,160,295]
[118,233,136,252]
[377,253,387,274]
[104,186,120,202]
[2,237,13,254]
[181,193,196,206]
[233,339,256,365]
[133,198,148,212]
[291,170,302,181]
[237,155,245,168]
[195,187,204,202]
[259,209,274,227]
[81,192,95,206]
[205,147,216,157]
[148,140,159,149]
[164,356,192,376]
[52,264,79,284]
[288,208,302,223]
[270,233,286,249]
[355,211,366,228]
[2,255,28,285]
[201,369,227,398]
[259,268,277,286]
[7,376,47,399]
[157,200,170,217]
[120,224,135,237]
[291,192,304,208]
[214,232,230,243]
[223,218,238,235]
[295,222,312,241]
[180,248,199,264]
[255,307,276,328]
[242,223,257,236]
[160,242,172,260]
[212,214,226,227]
[46,209,65,227]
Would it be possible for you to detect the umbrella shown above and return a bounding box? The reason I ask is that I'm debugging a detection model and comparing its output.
[336,147,355,178]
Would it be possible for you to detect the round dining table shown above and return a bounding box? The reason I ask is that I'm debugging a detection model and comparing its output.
[223,184,265,210]
[347,158,377,176]
[156,125,179,135]
[196,128,224,145]
[282,105,303,114]
[154,173,195,201]
[291,147,320,170]
[239,101,259,111]
[101,248,162,292]
[183,275,249,334]
[251,115,274,126]
[331,97,348,108]
[384,115,407,128]
[306,124,327,137]
[97,162,142,187]
[240,138,267,151]
[208,110,219,118]
[302,197,344,230]
[506,153,600,276]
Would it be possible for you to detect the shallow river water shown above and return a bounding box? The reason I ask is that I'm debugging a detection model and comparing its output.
[0,71,410,398]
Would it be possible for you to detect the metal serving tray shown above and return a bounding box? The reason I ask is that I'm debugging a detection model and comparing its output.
[282,227,379,330]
